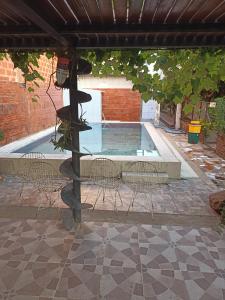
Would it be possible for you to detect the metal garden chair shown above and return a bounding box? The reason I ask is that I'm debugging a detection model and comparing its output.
[90,157,123,211]
[30,160,65,215]
[14,152,46,200]
[122,161,160,216]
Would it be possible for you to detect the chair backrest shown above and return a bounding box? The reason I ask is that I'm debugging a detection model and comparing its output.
[21,152,46,160]
[13,152,45,180]
[90,157,121,187]
[30,161,62,192]
[123,161,158,192]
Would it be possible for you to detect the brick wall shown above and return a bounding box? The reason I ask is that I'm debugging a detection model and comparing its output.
[216,134,225,159]
[0,55,63,146]
[101,88,141,121]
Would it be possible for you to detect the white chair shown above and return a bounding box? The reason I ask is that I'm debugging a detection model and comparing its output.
[90,157,122,211]
[122,161,160,216]
[14,152,46,200]
[30,160,65,215]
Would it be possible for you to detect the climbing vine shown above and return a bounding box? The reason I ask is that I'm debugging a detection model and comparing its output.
[1,48,225,112]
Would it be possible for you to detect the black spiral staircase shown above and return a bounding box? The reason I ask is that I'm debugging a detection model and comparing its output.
[56,55,92,222]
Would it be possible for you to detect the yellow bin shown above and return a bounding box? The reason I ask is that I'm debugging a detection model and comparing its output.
[188,121,201,133]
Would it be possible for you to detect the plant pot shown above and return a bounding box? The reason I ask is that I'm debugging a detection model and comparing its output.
[216,133,225,159]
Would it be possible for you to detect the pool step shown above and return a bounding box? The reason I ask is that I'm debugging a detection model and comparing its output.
[122,171,168,184]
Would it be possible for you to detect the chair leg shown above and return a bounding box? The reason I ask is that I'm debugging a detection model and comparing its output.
[102,187,105,203]
[149,193,154,219]
[117,189,123,206]
[131,190,138,207]
[127,191,137,214]
[114,190,118,212]
[18,182,24,201]
[56,190,61,219]
[36,191,48,218]
[92,187,102,210]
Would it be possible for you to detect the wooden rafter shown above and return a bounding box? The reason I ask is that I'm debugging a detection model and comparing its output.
[202,0,225,22]
[163,0,177,24]
[2,0,69,47]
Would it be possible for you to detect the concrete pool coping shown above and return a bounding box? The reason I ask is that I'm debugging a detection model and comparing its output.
[0,122,197,179]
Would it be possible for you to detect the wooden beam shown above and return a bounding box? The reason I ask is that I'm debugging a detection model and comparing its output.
[1,34,225,50]
[62,23,225,34]
[1,0,69,47]
[1,23,225,38]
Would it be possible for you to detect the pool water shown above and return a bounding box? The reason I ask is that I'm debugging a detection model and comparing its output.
[13,123,159,157]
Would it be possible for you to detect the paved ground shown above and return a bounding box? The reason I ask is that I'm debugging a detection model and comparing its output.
[1,129,225,299]
[0,176,219,217]
[163,129,225,188]
[0,218,225,300]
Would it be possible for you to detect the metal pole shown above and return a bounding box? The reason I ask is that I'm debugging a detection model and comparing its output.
[69,52,81,222]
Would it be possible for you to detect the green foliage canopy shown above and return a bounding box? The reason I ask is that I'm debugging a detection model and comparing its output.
[81,48,225,113]
[1,48,225,113]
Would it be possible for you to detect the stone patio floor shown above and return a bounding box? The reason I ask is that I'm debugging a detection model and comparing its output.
[1,129,225,299]
[0,176,220,217]
[0,218,225,300]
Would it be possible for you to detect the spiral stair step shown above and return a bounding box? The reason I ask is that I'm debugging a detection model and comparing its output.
[61,183,81,209]
[77,59,92,75]
[57,106,70,120]
[60,158,88,181]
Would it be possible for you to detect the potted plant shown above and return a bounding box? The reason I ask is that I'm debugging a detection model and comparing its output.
[199,121,214,144]
[209,97,225,159]
[51,111,91,152]
[51,120,72,151]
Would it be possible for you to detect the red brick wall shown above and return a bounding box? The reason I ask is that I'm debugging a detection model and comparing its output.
[216,134,225,159]
[0,56,63,145]
[101,88,141,121]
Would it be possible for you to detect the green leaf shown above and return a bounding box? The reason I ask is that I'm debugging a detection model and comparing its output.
[142,92,150,101]
[27,87,34,93]
[183,103,193,114]
[183,83,192,96]
[190,94,199,105]
[174,96,181,104]
[45,51,54,59]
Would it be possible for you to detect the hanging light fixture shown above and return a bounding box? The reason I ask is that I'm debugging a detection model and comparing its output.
[56,56,70,86]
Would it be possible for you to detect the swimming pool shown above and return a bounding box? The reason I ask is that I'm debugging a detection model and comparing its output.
[13,123,159,157]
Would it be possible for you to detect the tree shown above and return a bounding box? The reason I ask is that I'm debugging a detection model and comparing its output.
[82,48,225,113]
[1,48,225,114]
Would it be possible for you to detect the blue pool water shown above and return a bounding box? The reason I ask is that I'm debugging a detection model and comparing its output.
[13,123,159,157]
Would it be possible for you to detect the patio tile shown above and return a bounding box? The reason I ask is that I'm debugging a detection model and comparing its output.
[183,270,225,300]
[104,240,140,269]
[0,260,27,299]
[68,239,105,265]
[106,223,139,243]
[0,173,220,216]
[0,220,74,263]
[55,263,101,299]
[11,262,63,298]
[100,266,142,299]
[0,219,225,299]
[142,268,225,300]
[74,222,108,242]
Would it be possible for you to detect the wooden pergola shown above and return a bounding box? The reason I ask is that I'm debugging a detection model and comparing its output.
[0,0,225,49]
[1,0,225,223]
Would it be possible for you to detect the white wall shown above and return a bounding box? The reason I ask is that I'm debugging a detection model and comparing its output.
[78,76,133,89]
[63,88,102,123]
[142,100,157,120]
